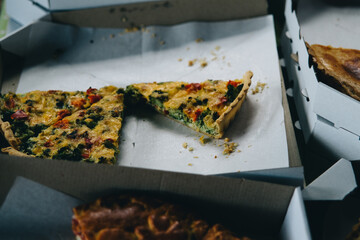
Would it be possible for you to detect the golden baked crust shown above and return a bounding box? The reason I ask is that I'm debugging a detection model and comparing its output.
[307,43,360,101]
[72,195,251,240]
[1,147,34,157]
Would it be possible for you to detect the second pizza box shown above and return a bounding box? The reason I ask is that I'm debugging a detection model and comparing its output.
[0,157,311,239]
[281,0,360,161]
[0,0,302,184]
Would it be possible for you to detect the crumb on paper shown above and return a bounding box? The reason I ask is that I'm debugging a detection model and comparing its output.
[215,46,221,51]
[109,34,115,39]
[188,59,197,67]
[210,51,216,56]
[200,60,208,68]
[223,142,238,155]
[237,150,241,153]
[182,142,188,149]
[188,147,194,152]
[214,155,217,158]
[151,33,157,38]
[195,38,204,43]
[199,136,210,145]
[178,58,183,62]
[186,47,190,51]
[193,156,199,159]
[159,40,166,45]
[252,82,267,95]
[188,163,193,166]
[222,56,226,60]
[211,57,217,61]
[248,145,252,148]
[224,138,230,143]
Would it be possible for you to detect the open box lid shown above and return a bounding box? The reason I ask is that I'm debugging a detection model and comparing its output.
[302,158,358,201]
[284,0,360,137]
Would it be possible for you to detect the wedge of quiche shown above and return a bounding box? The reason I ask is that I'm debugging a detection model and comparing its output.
[307,43,360,101]
[1,86,125,164]
[126,71,252,138]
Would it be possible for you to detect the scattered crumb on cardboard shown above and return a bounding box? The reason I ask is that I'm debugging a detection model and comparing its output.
[109,34,115,39]
[215,46,221,51]
[151,33,157,38]
[252,82,267,95]
[178,58,183,62]
[159,40,166,45]
[188,163,193,166]
[182,142,188,149]
[193,156,199,159]
[188,147,194,152]
[224,138,230,143]
[214,155,217,158]
[195,38,204,43]
[223,142,238,155]
[188,59,197,66]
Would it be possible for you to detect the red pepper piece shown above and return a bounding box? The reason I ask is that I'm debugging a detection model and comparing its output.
[10,110,28,120]
[88,94,102,104]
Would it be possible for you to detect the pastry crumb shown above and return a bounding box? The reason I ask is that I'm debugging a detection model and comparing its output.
[125,27,140,33]
[159,40,166,45]
[178,58,183,62]
[248,145,252,148]
[223,142,238,155]
[214,155,217,158]
[188,59,197,66]
[237,150,241,153]
[182,142,188,149]
[224,138,230,143]
[188,163,193,166]
[151,33,157,38]
[215,46,221,51]
[252,82,267,95]
[193,156,199,159]
[200,61,208,68]
[188,147,194,152]
[195,38,204,43]
[199,136,210,145]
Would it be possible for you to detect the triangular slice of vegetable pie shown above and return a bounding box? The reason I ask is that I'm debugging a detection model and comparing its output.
[126,71,252,138]
[2,86,125,164]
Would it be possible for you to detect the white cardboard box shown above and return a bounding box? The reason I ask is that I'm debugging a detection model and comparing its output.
[6,0,47,26]
[302,158,360,239]
[0,0,303,185]
[281,0,360,161]
[0,161,311,240]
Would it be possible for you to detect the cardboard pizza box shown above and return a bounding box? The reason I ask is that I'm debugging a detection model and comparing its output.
[302,158,360,239]
[0,165,311,239]
[281,0,360,161]
[6,0,47,26]
[0,0,302,185]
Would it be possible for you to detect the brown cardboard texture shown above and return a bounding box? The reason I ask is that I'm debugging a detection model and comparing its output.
[51,0,268,28]
[0,154,295,238]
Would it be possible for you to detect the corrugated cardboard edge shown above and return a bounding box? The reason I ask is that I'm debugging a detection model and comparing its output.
[51,0,268,28]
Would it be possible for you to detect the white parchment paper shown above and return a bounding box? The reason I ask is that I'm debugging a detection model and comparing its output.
[17,15,288,174]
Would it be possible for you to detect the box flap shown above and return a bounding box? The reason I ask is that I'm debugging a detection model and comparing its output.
[51,0,268,28]
[302,158,357,200]
[280,188,311,240]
